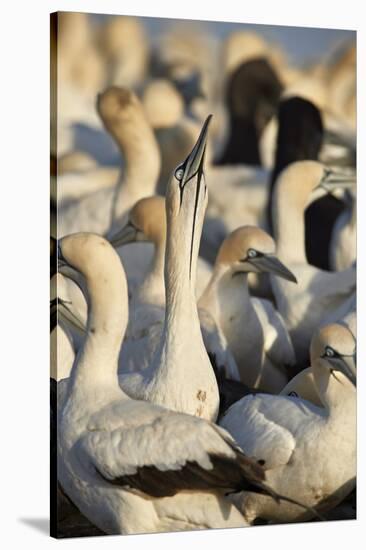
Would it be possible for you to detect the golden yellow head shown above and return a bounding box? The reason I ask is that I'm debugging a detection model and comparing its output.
[217,226,275,266]
[310,323,356,386]
[97,86,141,128]
[129,196,166,244]
[215,226,297,282]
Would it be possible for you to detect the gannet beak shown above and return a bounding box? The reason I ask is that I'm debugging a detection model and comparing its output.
[181,114,212,183]
[249,254,298,283]
[109,222,141,248]
[316,169,356,193]
[328,353,357,387]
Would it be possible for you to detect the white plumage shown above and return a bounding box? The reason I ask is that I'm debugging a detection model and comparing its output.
[199,226,296,392]
[220,322,356,524]
[271,160,356,363]
[58,87,160,238]
[57,232,272,535]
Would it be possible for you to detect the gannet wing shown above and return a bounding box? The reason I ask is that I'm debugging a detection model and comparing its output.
[79,402,265,498]
[220,394,297,470]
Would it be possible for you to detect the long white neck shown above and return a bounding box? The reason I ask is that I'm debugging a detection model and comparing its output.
[164,214,200,332]
[111,121,161,224]
[137,238,166,306]
[272,181,307,265]
[66,256,129,409]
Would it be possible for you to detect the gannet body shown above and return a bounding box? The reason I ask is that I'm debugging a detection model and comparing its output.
[220,323,356,523]
[57,232,276,535]
[199,226,297,392]
[110,196,237,383]
[117,117,221,421]
[271,161,356,363]
[58,87,160,238]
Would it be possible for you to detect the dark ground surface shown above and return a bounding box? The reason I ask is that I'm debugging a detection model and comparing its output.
[56,484,356,538]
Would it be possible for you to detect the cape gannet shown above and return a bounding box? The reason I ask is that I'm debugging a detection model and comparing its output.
[117,116,223,420]
[110,195,238,382]
[199,226,297,392]
[271,160,356,364]
[58,86,160,238]
[220,323,356,523]
[57,231,278,535]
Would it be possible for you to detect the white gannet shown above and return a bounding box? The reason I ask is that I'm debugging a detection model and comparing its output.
[110,195,238,381]
[271,160,356,364]
[330,188,357,271]
[279,308,356,406]
[58,86,161,238]
[57,231,275,535]
[117,117,236,418]
[198,226,297,392]
[220,322,356,523]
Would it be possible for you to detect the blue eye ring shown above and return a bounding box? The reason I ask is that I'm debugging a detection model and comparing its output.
[175,167,184,181]
[247,249,258,259]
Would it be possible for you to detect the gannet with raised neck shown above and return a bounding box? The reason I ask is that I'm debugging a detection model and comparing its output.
[220,323,356,523]
[58,86,161,237]
[119,116,227,419]
[57,232,276,535]
[271,160,356,364]
[199,226,297,392]
[110,195,238,380]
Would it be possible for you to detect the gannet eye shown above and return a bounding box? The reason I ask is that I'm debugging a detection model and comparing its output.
[247,249,258,259]
[325,346,335,358]
[175,167,184,181]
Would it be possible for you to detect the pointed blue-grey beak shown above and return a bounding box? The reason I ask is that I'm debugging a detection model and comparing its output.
[248,254,298,283]
[327,353,357,387]
[179,114,212,185]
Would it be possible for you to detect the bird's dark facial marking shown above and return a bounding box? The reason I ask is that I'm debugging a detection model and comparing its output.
[239,249,264,263]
